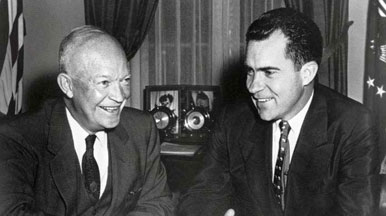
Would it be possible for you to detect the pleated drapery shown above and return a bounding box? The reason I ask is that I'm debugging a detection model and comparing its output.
[285,0,350,94]
[84,0,158,60]
[135,0,282,107]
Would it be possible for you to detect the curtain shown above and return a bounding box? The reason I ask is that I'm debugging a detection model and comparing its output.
[127,0,282,109]
[84,0,158,60]
[284,0,314,16]
[129,0,282,108]
[145,0,283,87]
[240,0,284,55]
[146,0,212,86]
[284,0,350,95]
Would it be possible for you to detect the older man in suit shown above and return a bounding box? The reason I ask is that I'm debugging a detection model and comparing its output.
[177,8,380,216]
[0,25,173,215]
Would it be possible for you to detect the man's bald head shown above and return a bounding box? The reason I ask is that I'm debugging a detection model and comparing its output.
[59,25,125,78]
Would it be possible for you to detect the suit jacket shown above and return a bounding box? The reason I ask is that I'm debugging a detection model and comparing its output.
[0,99,174,215]
[177,84,380,216]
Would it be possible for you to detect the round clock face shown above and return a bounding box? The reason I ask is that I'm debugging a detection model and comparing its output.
[184,111,205,131]
[150,106,176,130]
[184,107,210,131]
[153,110,170,130]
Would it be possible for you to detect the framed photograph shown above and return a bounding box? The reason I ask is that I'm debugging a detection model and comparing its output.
[149,90,179,117]
[144,85,221,144]
[186,89,216,113]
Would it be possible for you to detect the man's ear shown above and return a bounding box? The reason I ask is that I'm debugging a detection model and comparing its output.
[57,73,74,98]
[300,61,318,86]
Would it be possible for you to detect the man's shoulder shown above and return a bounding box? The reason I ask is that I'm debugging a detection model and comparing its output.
[118,107,154,130]
[217,98,263,126]
[0,99,58,133]
[0,99,59,151]
[120,106,152,121]
[315,84,373,124]
[316,84,370,113]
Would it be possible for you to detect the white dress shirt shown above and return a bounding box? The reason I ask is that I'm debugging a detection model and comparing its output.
[66,108,109,198]
[271,91,314,181]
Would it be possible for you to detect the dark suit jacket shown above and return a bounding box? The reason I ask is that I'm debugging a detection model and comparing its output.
[177,84,380,216]
[0,99,174,215]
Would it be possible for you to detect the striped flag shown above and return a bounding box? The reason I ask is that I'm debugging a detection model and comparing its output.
[0,0,24,115]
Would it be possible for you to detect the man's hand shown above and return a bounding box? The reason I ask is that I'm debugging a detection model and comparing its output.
[224,209,235,216]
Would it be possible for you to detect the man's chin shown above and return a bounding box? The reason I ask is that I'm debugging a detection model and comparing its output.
[100,119,120,130]
[257,111,274,122]
[106,122,120,129]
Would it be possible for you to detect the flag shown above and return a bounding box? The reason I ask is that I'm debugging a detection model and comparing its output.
[364,0,386,211]
[0,0,24,115]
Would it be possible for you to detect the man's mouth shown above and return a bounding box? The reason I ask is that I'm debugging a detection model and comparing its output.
[255,97,273,103]
[100,106,120,113]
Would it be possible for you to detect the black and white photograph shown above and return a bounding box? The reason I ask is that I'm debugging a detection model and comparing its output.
[189,90,214,112]
[150,90,179,115]
[0,0,385,215]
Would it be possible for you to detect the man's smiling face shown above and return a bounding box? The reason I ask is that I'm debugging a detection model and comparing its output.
[245,31,308,121]
[67,37,131,133]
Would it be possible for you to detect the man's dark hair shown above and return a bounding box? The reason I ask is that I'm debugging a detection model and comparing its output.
[246,8,323,70]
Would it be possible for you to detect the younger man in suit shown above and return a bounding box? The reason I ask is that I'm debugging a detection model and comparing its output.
[177,8,380,216]
[0,25,174,215]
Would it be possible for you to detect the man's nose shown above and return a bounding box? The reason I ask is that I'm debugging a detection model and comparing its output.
[247,72,265,93]
[109,82,126,103]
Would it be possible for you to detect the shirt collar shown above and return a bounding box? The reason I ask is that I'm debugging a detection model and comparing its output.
[274,90,314,136]
[65,108,105,141]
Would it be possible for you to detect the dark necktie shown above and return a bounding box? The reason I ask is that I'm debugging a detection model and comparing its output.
[273,120,291,211]
[82,134,100,200]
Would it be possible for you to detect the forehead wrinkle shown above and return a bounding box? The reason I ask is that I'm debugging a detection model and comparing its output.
[247,32,292,69]
[63,33,118,69]
[68,39,123,78]
[61,31,103,63]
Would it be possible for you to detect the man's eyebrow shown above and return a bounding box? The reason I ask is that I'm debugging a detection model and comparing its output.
[258,66,280,71]
[244,65,280,72]
[94,74,110,78]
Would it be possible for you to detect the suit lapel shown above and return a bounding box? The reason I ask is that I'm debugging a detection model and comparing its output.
[289,88,328,178]
[239,116,281,214]
[237,88,331,215]
[290,91,328,172]
[46,101,137,215]
[46,100,80,215]
[285,87,329,214]
[105,121,139,215]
